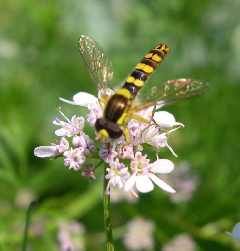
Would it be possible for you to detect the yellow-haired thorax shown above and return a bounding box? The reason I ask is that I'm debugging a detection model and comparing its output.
[96,129,109,142]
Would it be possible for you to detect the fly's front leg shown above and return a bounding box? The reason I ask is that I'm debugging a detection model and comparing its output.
[117,113,131,144]
[119,114,148,144]
[117,105,152,144]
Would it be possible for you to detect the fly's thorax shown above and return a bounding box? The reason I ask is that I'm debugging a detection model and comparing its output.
[95,118,123,140]
[104,94,130,123]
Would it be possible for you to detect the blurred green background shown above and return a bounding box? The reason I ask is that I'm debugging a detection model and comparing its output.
[1,0,240,250]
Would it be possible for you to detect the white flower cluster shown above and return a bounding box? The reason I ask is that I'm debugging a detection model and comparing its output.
[123,217,155,251]
[162,234,196,251]
[58,220,85,251]
[34,89,184,195]
[34,111,95,171]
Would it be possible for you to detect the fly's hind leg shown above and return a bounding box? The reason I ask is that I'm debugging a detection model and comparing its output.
[122,127,131,144]
[128,113,150,124]
[128,102,157,125]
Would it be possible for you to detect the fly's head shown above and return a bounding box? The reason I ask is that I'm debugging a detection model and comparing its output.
[95,118,123,141]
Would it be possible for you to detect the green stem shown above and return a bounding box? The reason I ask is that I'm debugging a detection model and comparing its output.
[22,200,38,251]
[103,166,115,251]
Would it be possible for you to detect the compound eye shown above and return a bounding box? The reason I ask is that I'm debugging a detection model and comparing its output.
[95,118,123,139]
[95,118,105,131]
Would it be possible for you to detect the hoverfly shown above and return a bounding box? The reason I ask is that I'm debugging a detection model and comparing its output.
[78,35,207,141]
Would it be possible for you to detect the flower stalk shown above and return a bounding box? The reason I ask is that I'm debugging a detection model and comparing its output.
[104,164,115,251]
[22,201,38,251]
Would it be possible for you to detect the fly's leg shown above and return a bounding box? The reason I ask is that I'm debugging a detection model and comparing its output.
[120,114,149,144]
[130,101,155,113]
[122,127,131,144]
[128,113,150,124]
[128,103,157,124]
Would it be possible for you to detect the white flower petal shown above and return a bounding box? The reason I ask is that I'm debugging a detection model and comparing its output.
[125,174,137,192]
[135,175,154,193]
[149,173,176,193]
[55,128,68,137]
[73,92,98,107]
[59,97,78,106]
[60,92,98,107]
[153,111,176,128]
[58,137,69,153]
[34,146,57,158]
[150,159,174,174]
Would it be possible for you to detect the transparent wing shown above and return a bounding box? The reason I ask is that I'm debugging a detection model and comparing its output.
[133,78,207,111]
[78,35,114,90]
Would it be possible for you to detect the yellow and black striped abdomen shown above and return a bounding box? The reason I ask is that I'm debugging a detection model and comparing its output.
[121,43,170,98]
